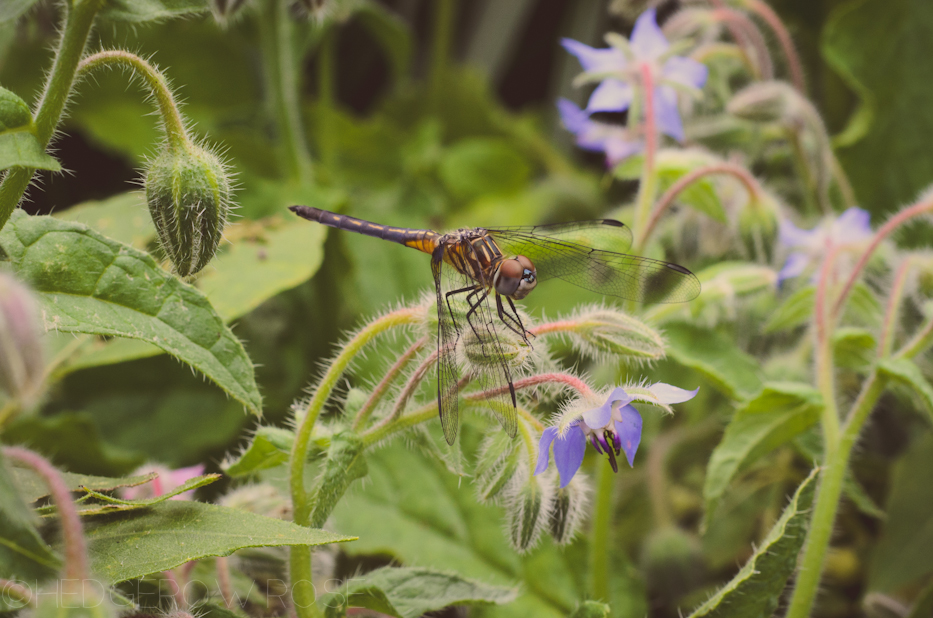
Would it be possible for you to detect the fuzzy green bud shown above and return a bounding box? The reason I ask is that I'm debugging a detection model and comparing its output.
[462,327,530,371]
[727,81,797,124]
[738,191,780,260]
[548,477,587,545]
[505,471,550,553]
[571,307,665,360]
[0,273,44,404]
[210,0,250,25]
[640,526,706,596]
[474,431,521,503]
[145,143,232,277]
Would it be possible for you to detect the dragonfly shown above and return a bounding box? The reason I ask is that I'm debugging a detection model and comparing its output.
[289,205,700,444]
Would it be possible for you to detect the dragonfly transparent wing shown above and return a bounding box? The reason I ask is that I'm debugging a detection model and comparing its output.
[431,245,462,445]
[487,220,700,303]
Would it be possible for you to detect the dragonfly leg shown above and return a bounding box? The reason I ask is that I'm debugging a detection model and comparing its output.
[495,294,529,342]
[445,284,480,334]
[464,287,490,342]
[507,297,535,341]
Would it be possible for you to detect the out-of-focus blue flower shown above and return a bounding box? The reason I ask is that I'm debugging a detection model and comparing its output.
[535,383,698,487]
[558,99,642,165]
[561,8,708,142]
[777,207,874,284]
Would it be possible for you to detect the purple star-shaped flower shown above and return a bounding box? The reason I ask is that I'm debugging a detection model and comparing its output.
[777,207,873,284]
[561,9,708,142]
[558,99,643,165]
[534,383,698,487]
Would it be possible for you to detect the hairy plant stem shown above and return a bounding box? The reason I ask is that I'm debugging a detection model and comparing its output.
[0,0,102,228]
[709,5,773,79]
[813,245,841,449]
[636,162,763,251]
[878,259,913,358]
[259,0,314,183]
[589,461,614,601]
[744,0,804,91]
[632,63,658,239]
[77,51,188,150]
[288,308,419,618]
[0,579,33,607]
[352,336,426,430]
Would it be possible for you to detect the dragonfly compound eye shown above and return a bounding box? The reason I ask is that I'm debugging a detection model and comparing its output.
[496,256,537,299]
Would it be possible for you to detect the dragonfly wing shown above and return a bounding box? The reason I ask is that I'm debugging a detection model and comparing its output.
[488,219,634,253]
[432,245,461,445]
[488,222,700,304]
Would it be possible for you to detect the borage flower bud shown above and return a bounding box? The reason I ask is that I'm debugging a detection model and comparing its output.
[474,431,521,503]
[727,81,797,124]
[145,142,232,277]
[210,0,249,25]
[548,475,588,545]
[504,468,552,553]
[569,307,664,361]
[738,190,780,259]
[461,327,530,372]
[0,273,44,404]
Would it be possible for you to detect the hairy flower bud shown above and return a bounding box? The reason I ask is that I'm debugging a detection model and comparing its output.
[474,431,521,503]
[504,470,552,553]
[570,307,665,360]
[145,143,232,277]
[738,191,780,261]
[727,81,796,124]
[548,476,588,545]
[0,273,44,403]
[211,0,250,25]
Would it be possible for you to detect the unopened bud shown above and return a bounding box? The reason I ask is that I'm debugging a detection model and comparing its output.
[474,432,520,503]
[571,307,665,360]
[145,142,232,277]
[727,81,797,124]
[569,601,611,618]
[505,470,551,553]
[211,0,250,25]
[0,273,44,404]
[548,476,587,545]
[462,328,529,371]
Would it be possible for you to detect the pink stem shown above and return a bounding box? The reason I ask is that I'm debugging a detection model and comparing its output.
[352,336,427,430]
[466,372,594,401]
[529,320,579,336]
[3,447,88,582]
[641,62,657,179]
[878,259,913,358]
[832,198,933,317]
[216,557,235,609]
[638,162,762,249]
[0,579,33,607]
[747,0,805,91]
[710,5,774,79]
[162,569,187,609]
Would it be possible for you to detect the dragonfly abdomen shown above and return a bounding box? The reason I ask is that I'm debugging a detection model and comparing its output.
[289,206,440,254]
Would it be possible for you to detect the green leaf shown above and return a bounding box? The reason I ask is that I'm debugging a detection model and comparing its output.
[223,426,297,477]
[99,0,210,22]
[309,432,368,528]
[689,468,819,618]
[320,566,516,618]
[439,138,531,201]
[11,466,156,504]
[568,601,612,618]
[0,0,40,23]
[703,382,822,527]
[0,454,60,595]
[54,192,155,250]
[906,580,933,618]
[764,286,813,334]
[81,500,355,583]
[2,412,146,476]
[822,0,933,214]
[196,217,327,322]
[663,323,762,400]
[73,474,221,516]
[0,210,262,414]
[833,327,876,370]
[868,431,933,591]
[878,357,933,424]
[0,87,59,171]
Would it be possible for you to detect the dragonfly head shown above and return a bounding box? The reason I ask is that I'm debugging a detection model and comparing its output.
[496,255,537,300]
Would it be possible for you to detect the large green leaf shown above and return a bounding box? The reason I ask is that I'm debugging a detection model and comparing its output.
[81,500,355,583]
[868,431,933,591]
[663,323,762,400]
[320,566,516,618]
[0,454,59,598]
[439,138,531,201]
[689,468,819,617]
[703,383,822,527]
[822,0,933,214]
[0,86,59,171]
[0,210,262,414]
[11,466,156,503]
[0,0,39,23]
[878,357,933,424]
[54,192,155,250]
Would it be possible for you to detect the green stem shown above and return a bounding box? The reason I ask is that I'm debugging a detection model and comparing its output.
[0,0,102,227]
[259,0,314,183]
[77,51,188,150]
[785,374,886,618]
[813,245,840,449]
[429,0,455,110]
[288,308,419,617]
[878,258,913,359]
[589,461,614,601]
[632,63,658,240]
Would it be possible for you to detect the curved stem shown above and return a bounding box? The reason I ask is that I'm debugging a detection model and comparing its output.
[636,162,762,251]
[369,348,438,434]
[690,42,756,74]
[3,447,89,582]
[814,244,840,449]
[352,336,427,430]
[0,579,33,608]
[258,0,314,182]
[0,0,102,226]
[833,197,933,318]
[77,50,188,150]
[289,308,419,618]
[745,0,804,91]
[633,63,658,239]
[709,5,773,80]
[469,372,593,404]
[878,258,913,359]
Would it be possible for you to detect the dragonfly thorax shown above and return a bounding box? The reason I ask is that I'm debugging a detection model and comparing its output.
[494,255,537,300]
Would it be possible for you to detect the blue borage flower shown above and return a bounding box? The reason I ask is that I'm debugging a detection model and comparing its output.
[777,207,874,284]
[561,8,708,143]
[535,383,698,487]
[557,99,643,165]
